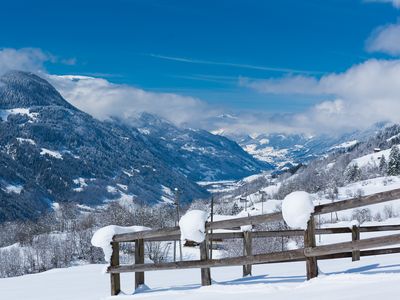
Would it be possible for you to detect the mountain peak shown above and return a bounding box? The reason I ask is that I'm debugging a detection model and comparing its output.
[0,70,76,110]
[129,112,175,131]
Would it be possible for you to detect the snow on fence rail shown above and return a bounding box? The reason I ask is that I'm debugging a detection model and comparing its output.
[97,187,400,296]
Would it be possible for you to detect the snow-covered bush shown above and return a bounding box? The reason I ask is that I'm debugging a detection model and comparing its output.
[351,208,372,224]
[145,241,171,263]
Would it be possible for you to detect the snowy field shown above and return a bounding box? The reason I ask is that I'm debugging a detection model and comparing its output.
[1,252,400,300]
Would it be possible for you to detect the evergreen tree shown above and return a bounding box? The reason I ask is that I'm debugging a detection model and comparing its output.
[379,155,387,174]
[231,202,240,215]
[388,146,400,176]
[346,164,361,182]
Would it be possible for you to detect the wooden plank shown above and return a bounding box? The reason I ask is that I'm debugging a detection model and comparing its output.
[119,224,400,243]
[200,239,211,286]
[305,232,400,257]
[113,226,180,243]
[315,188,400,215]
[358,225,400,232]
[206,212,283,231]
[352,225,360,261]
[135,239,145,289]
[256,247,400,263]
[304,215,318,280]
[108,249,306,273]
[360,247,400,256]
[242,231,252,277]
[110,242,121,296]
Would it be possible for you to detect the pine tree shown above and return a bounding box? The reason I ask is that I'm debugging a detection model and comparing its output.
[379,155,387,174]
[346,164,361,182]
[388,146,400,176]
[231,202,240,215]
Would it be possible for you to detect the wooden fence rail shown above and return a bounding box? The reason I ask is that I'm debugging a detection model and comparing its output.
[108,232,400,274]
[138,224,400,242]
[105,188,400,296]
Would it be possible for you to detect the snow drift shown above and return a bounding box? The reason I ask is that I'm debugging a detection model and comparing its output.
[282,191,315,230]
[179,210,208,243]
[91,225,150,262]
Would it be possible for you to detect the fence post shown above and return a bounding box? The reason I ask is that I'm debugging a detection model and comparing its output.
[110,242,121,296]
[135,239,145,289]
[243,231,252,277]
[304,214,318,280]
[200,236,211,286]
[352,225,361,261]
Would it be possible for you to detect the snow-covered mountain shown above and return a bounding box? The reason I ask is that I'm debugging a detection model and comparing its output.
[130,112,272,181]
[227,125,387,170]
[0,71,269,221]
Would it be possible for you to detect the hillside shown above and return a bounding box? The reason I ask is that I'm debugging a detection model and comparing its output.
[131,112,271,181]
[0,71,268,221]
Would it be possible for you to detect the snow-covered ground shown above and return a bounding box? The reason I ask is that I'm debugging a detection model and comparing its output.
[2,253,400,300]
[213,175,400,223]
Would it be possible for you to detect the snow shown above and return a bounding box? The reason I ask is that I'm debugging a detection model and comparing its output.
[0,108,38,121]
[138,128,150,135]
[286,240,298,250]
[349,147,395,168]
[16,137,36,145]
[282,191,315,230]
[3,254,400,300]
[243,143,291,165]
[117,193,135,206]
[122,170,134,177]
[330,140,358,150]
[387,133,400,142]
[91,225,150,262]
[240,224,253,232]
[107,186,118,194]
[117,184,128,191]
[160,185,175,203]
[40,148,63,159]
[179,210,208,243]
[73,178,88,192]
[2,184,23,194]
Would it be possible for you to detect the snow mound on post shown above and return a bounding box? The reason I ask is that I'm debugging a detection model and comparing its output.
[282,191,314,230]
[179,210,208,243]
[91,225,150,262]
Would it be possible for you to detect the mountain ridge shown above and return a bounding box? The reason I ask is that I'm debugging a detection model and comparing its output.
[0,71,269,221]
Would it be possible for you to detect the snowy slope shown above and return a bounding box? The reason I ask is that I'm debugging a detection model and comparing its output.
[349,146,395,168]
[2,253,400,300]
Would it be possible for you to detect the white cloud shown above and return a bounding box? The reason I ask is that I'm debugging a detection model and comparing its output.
[242,59,400,133]
[0,48,48,75]
[0,48,76,75]
[2,48,399,136]
[366,23,400,56]
[47,75,217,127]
[240,75,322,95]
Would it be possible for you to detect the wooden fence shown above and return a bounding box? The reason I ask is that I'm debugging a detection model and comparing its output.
[106,188,400,295]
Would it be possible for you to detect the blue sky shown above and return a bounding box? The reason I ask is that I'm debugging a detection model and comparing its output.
[1,0,400,134]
